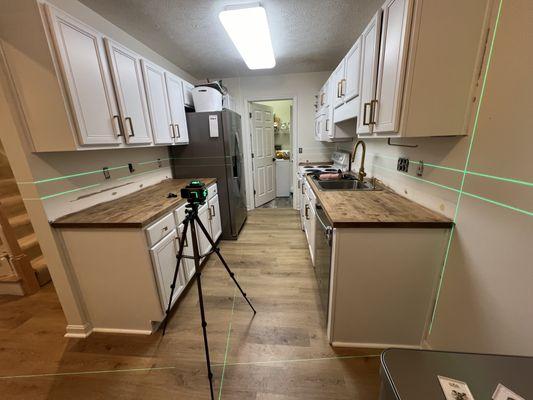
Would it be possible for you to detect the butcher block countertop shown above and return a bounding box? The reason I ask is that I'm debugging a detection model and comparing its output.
[307,176,453,229]
[51,178,217,229]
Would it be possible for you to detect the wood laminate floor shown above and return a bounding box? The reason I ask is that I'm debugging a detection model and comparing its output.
[0,209,381,399]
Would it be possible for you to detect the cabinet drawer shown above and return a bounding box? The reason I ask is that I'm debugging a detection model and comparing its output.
[207,183,217,201]
[145,212,176,247]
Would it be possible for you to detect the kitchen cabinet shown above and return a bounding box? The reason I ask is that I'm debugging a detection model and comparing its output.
[343,39,361,102]
[177,222,195,282]
[105,38,153,144]
[165,72,190,144]
[44,5,122,146]
[141,60,173,144]
[150,229,185,311]
[196,203,212,259]
[332,62,345,109]
[357,10,382,136]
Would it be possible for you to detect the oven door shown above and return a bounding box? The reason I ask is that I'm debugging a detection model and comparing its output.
[314,202,332,320]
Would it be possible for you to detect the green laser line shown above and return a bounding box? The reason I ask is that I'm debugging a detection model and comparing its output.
[218,288,237,400]
[0,366,176,380]
[37,183,102,200]
[212,354,381,368]
[428,0,504,336]
[466,170,533,187]
[117,168,164,181]
[462,191,533,217]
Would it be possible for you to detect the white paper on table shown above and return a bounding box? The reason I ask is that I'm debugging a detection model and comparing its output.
[492,383,525,400]
[438,375,476,400]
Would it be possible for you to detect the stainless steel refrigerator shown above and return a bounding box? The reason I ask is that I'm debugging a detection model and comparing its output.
[169,110,247,240]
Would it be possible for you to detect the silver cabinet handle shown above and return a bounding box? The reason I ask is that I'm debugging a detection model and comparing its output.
[170,124,176,138]
[211,205,216,217]
[305,204,309,219]
[341,78,346,96]
[362,103,371,126]
[175,124,181,139]
[208,207,213,220]
[125,117,135,137]
[113,115,123,137]
[370,100,378,125]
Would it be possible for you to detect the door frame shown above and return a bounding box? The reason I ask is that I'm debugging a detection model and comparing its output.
[244,95,299,210]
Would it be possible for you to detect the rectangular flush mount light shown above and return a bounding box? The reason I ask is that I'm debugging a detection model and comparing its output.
[219,3,276,70]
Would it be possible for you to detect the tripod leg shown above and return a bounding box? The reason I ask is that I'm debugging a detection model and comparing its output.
[162,217,190,336]
[194,214,257,315]
[189,219,215,400]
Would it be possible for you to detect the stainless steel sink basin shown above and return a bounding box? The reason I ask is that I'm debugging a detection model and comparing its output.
[314,178,381,191]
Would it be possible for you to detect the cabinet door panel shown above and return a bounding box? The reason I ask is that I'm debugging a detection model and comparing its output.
[357,11,382,135]
[196,204,212,259]
[141,60,173,144]
[45,6,121,145]
[333,61,345,109]
[150,230,184,311]
[344,38,362,102]
[165,72,190,144]
[374,0,411,134]
[208,195,222,241]
[178,223,195,282]
[105,39,153,144]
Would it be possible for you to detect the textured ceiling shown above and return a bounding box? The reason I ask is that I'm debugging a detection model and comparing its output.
[78,0,382,79]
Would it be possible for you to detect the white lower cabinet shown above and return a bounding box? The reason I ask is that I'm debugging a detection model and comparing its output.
[208,194,222,241]
[196,203,213,259]
[178,223,195,282]
[150,229,184,310]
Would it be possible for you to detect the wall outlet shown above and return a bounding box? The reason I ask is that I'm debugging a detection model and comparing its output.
[298,147,303,154]
[103,167,110,179]
[128,163,135,173]
[416,161,424,177]
[397,158,409,173]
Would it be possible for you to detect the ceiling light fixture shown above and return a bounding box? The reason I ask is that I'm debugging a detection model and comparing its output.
[219,3,276,70]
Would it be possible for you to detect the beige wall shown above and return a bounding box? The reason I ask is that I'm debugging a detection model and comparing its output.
[343,0,533,356]
[0,0,197,335]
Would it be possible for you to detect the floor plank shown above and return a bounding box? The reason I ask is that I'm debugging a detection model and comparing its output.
[0,208,381,399]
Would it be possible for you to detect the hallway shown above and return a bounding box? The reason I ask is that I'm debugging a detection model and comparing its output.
[0,209,380,399]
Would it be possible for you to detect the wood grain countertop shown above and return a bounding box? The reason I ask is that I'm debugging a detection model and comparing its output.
[307,176,453,229]
[50,178,217,229]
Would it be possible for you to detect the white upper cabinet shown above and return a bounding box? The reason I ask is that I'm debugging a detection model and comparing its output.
[373,0,411,134]
[332,61,345,109]
[344,38,361,102]
[104,38,153,144]
[45,5,122,146]
[141,60,173,144]
[357,10,382,136]
[165,72,190,145]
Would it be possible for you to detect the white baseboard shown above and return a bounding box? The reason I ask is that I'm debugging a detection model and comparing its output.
[64,323,93,338]
[331,341,422,350]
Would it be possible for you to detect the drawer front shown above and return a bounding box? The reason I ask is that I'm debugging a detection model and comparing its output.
[207,183,217,201]
[145,212,176,247]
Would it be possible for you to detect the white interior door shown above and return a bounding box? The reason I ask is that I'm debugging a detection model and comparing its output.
[105,38,153,144]
[141,60,173,144]
[165,72,189,144]
[374,0,411,134]
[45,6,122,145]
[251,103,276,207]
[357,11,382,135]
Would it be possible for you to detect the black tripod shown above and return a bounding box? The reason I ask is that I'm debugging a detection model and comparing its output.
[161,194,256,400]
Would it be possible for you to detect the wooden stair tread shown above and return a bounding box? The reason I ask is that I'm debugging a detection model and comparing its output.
[0,194,23,207]
[0,177,16,187]
[0,273,21,283]
[30,255,46,270]
[8,212,30,228]
[31,255,50,286]
[17,233,38,251]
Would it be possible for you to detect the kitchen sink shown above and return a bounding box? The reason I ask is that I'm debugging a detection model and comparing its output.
[314,177,381,191]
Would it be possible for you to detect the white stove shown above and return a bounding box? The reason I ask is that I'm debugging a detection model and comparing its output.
[297,151,351,178]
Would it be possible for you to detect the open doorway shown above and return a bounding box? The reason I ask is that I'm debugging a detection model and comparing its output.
[249,99,294,208]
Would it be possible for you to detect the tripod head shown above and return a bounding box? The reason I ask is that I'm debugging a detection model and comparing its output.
[181,180,208,210]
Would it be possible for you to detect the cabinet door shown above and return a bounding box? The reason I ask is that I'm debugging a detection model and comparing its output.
[141,60,173,144]
[357,11,382,135]
[308,202,316,265]
[196,204,212,258]
[373,0,411,134]
[208,195,222,242]
[332,61,345,109]
[344,38,362,102]
[165,72,190,144]
[178,223,195,283]
[150,230,184,311]
[104,39,153,144]
[45,6,122,145]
